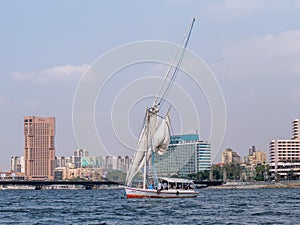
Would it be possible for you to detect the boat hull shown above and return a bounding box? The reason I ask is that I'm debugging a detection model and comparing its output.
[125,187,199,198]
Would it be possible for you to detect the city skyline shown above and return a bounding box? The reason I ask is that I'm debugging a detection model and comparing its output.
[1,1,300,170]
[2,114,287,174]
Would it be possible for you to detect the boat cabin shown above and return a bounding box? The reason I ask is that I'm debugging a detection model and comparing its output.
[157,177,195,190]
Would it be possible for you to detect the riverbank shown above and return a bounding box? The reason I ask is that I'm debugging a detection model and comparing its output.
[206,180,300,189]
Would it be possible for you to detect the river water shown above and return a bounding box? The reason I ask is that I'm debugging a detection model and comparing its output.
[0,188,299,224]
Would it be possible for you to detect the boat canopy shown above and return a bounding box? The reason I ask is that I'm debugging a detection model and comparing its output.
[158,177,195,184]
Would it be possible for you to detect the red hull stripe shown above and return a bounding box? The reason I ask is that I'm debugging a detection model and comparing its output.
[126,194,197,198]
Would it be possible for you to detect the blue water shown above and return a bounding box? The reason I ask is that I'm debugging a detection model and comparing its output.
[0,188,299,224]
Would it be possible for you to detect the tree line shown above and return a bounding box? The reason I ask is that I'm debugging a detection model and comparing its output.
[186,163,270,182]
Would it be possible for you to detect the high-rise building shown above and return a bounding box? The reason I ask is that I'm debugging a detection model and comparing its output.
[292,119,300,140]
[249,146,256,156]
[103,156,121,172]
[102,156,132,172]
[124,155,131,173]
[55,153,132,173]
[269,119,300,178]
[222,148,241,164]
[197,142,212,171]
[81,156,102,168]
[154,134,211,176]
[244,146,267,165]
[248,151,267,164]
[24,116,55,180]
[72,149,89,168]
[55,156,72,168]
[10,156,24,173]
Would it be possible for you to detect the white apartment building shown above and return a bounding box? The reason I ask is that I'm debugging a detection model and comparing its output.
[269,119,300,178]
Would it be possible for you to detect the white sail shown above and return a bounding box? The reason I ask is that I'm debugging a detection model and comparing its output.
[125,107,159,186]
[152,114,170,155]
[125,121,147,186]
[125,106,172,186]
[136,113,170,175]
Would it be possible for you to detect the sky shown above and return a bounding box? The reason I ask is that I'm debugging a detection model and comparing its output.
[1,0,300,170]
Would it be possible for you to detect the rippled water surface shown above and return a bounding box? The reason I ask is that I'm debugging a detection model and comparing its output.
[0,188,299,224]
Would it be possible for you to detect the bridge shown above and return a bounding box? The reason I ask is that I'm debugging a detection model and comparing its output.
[0,180,222,190]
[0,180,120,190]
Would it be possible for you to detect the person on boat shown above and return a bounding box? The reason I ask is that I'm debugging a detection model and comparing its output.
[163,182,168,190]
[148,183,154,190]
[158,182,162,190]
[169,183,175,189]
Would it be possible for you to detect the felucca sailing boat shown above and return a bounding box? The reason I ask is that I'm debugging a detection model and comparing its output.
[125,18,199,198]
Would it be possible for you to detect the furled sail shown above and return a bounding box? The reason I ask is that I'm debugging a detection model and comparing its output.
[152,114,170,155]
[125,107,170,186]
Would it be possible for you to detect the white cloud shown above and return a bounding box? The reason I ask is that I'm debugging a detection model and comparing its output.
[203,0,264,20]
[12,64,89,84]
[214,30,300,80]
[203,0,300,20]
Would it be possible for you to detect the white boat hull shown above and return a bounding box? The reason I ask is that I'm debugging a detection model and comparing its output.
[125,187,199,198]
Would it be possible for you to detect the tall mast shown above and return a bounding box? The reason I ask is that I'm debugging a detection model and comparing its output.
[153,18,195,109]
[143,111,149,189]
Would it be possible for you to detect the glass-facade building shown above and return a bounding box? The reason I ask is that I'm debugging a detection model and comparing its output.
[154,134,211,177]
[197,142,211,171]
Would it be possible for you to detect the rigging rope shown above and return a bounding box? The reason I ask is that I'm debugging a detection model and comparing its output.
[155,18,195,109]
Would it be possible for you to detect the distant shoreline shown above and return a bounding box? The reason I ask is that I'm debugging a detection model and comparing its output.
[206,180,300,189]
